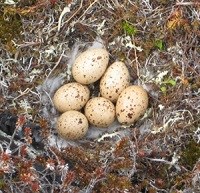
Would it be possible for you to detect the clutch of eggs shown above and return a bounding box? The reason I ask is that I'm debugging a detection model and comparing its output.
[53,48,149,140]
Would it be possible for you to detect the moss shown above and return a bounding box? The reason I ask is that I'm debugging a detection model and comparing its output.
[180,140,200,169]
[0,178,6,189]
[0,9,22,43]
[154,39,165,50]
[97,174,132,192]
[121,21,137,36]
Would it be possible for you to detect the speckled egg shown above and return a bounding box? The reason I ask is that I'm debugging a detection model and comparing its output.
[53,82,90,113]
[56,110,88,140]
[100,61,130,102]
[84,97,115,128]
[72,48,109,84]
[116,85,148,125]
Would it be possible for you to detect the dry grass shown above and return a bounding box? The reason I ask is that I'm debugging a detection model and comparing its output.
[0,0,200,192]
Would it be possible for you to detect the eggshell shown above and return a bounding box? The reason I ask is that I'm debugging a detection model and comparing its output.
[53,82,90,113]
[56,111,88,140]
[116,85,148,125]
[100,61,130,102]
[72,48,109,84]
[84,97,115,127]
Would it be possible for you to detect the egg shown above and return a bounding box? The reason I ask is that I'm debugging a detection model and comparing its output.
[56,110,88,140]
[72,48,109,84]
[100,61,130,102]
[116,85,148,125]
[53,82,90,113]
[84,97,115,128]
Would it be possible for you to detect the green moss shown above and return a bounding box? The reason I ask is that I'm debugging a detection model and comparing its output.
[0,178,6,189]
[122,21,137,36]
[0,10,22,43]
[181,140,200,169]
[154,39,165,50]
[160,78,177,95]
[99,174,132,191]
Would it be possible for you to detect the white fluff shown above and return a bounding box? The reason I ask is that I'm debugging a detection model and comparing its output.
[48,133,78,149]
[86,120,121,139]
[89,37,105,49]
[36,75,65,124]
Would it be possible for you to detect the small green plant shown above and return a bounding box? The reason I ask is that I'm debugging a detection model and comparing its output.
[154,39,165,50]
[122,21,137,36]
[160,78,176,94]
